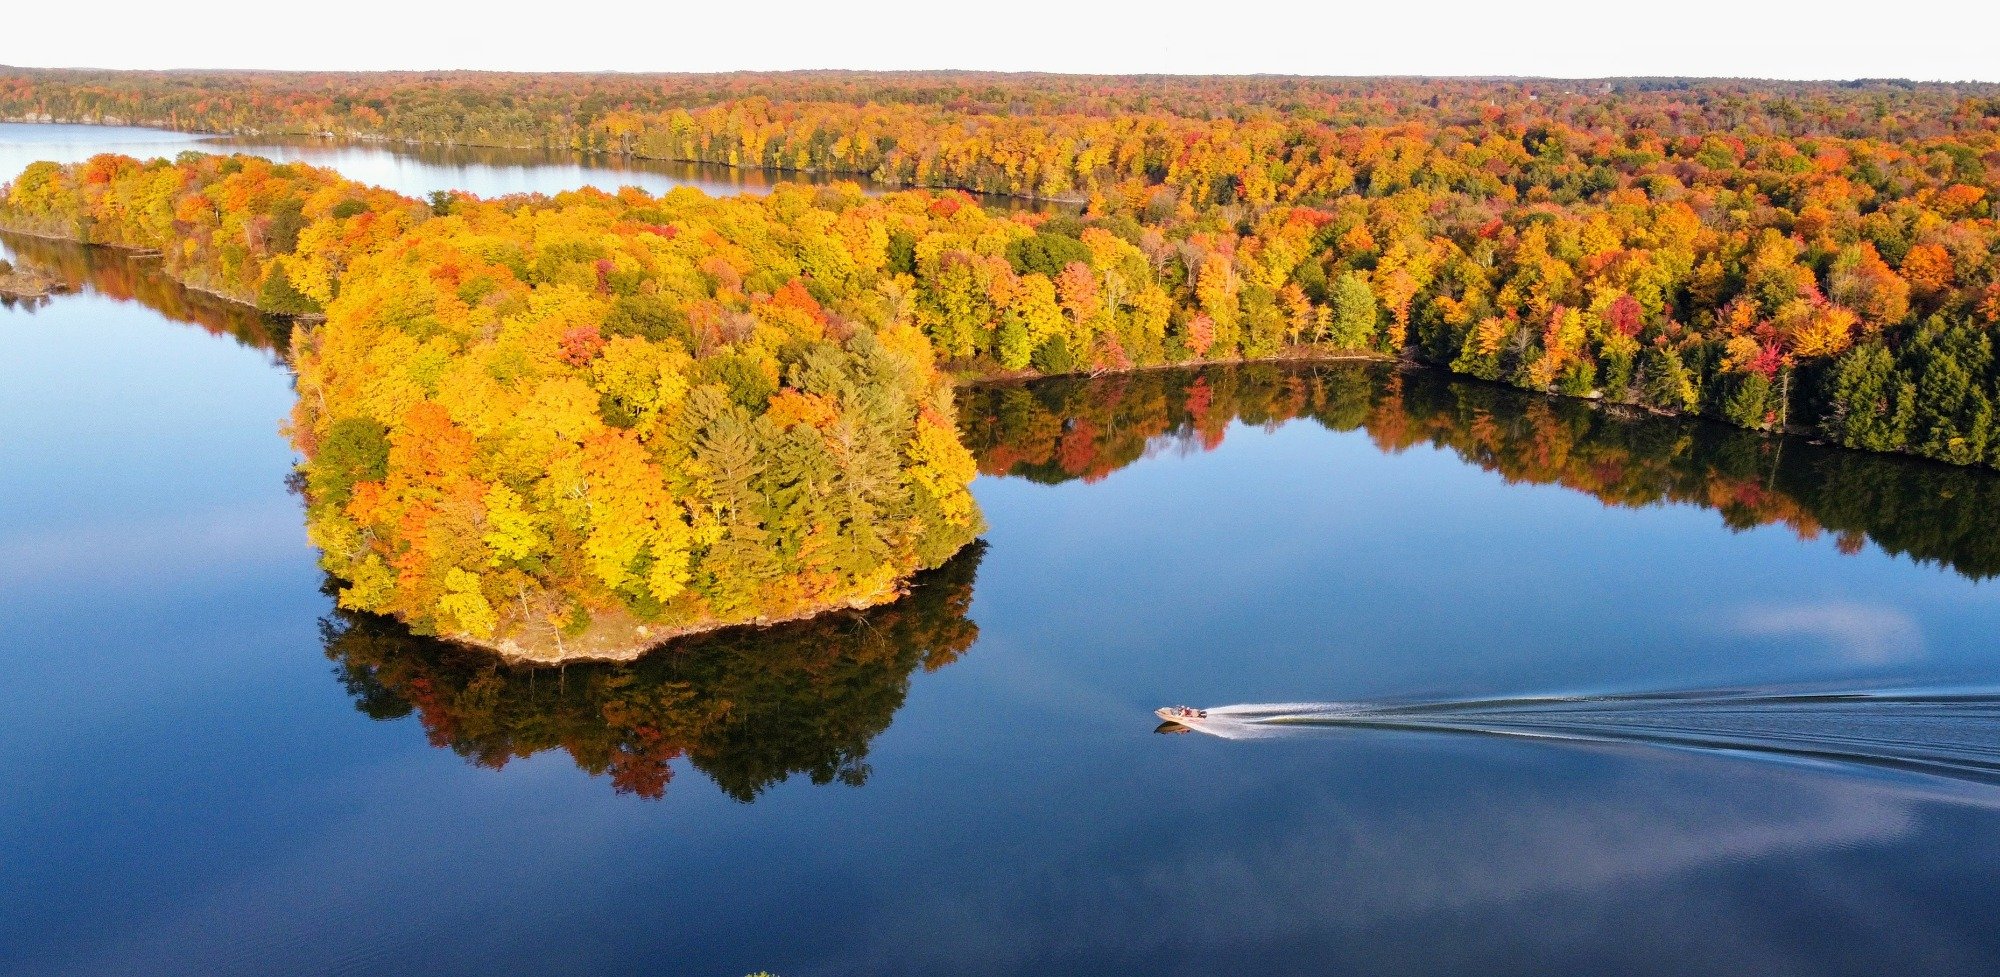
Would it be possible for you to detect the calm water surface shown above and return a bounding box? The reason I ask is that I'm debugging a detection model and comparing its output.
[3,127,2000,977]
[0,121,880,200]
[0,121,1054,206]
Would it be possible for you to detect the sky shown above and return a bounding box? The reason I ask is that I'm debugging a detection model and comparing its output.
[2,0,1997,81]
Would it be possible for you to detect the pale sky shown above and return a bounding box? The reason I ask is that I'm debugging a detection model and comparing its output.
[4,0,1997,81]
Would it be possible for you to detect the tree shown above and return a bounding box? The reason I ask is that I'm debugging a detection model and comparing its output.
[1326,271,1379,349]
[1823,342,1911,452]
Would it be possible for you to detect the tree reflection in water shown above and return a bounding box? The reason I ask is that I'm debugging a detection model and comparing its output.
[323,543,983,801]
[24,234,2000,798]
[959,363,2000,580]
[0,229,294,354]
[307,362,2000,799]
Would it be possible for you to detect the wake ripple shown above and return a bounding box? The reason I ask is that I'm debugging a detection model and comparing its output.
[1170,690,2000,785]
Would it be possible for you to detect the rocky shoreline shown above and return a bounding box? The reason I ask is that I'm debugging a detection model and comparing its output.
[0,259,70,299]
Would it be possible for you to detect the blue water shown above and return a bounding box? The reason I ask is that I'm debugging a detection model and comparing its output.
[3,126,1999,976]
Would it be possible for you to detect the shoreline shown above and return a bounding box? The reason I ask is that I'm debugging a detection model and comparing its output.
[0,224,325,322]
[472,584,908,667]
[0,261,69,299]
[0,219,1953,457]
[948,348,1399,386]
[0,220,1955,472]
[4,188,1992,664]
[0,116,1089,206]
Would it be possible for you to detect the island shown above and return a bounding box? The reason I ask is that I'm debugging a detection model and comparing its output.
[3,72,1996,660]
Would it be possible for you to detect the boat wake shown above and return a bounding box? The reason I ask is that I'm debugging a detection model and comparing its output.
[1159,689,2000,786]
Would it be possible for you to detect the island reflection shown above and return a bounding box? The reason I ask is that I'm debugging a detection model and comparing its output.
[324,543,983,801]
[20,236,2000,796]
[959,363,2000,580]
[334,363,2000,800]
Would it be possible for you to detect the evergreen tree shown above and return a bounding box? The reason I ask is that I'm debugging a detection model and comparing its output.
[1824,342,1913,452]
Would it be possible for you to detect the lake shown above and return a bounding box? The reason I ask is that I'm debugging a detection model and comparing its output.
[0,121,1055,208]
[3,124,1999,977]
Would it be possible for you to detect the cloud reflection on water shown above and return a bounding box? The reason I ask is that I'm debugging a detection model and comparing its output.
[843,738,1998,976]
[1725,602,1925,664]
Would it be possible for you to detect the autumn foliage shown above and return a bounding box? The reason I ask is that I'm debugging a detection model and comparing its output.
[295,191,992,656]
[0,152,420,313]
[13,72,1998,461]
[5,71,2000,650]
[3,154,989,657]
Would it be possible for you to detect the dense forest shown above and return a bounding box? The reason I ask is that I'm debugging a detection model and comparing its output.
[4,71,1998,469]
[4,70,1999,654]
[5,71,1997,195]
[2,153,990,657]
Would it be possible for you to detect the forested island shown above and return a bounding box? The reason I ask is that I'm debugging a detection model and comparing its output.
[3,70,1998,659]
[1,153,990,659]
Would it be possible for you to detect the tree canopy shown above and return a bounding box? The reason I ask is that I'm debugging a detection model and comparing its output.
[5,70,2000,652]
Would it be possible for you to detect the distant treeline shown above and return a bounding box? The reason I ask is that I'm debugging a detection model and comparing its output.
[5,69,1997,471]
[4,71,1998,198]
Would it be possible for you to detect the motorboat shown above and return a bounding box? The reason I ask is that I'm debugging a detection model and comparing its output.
[1156,705,1208,724]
